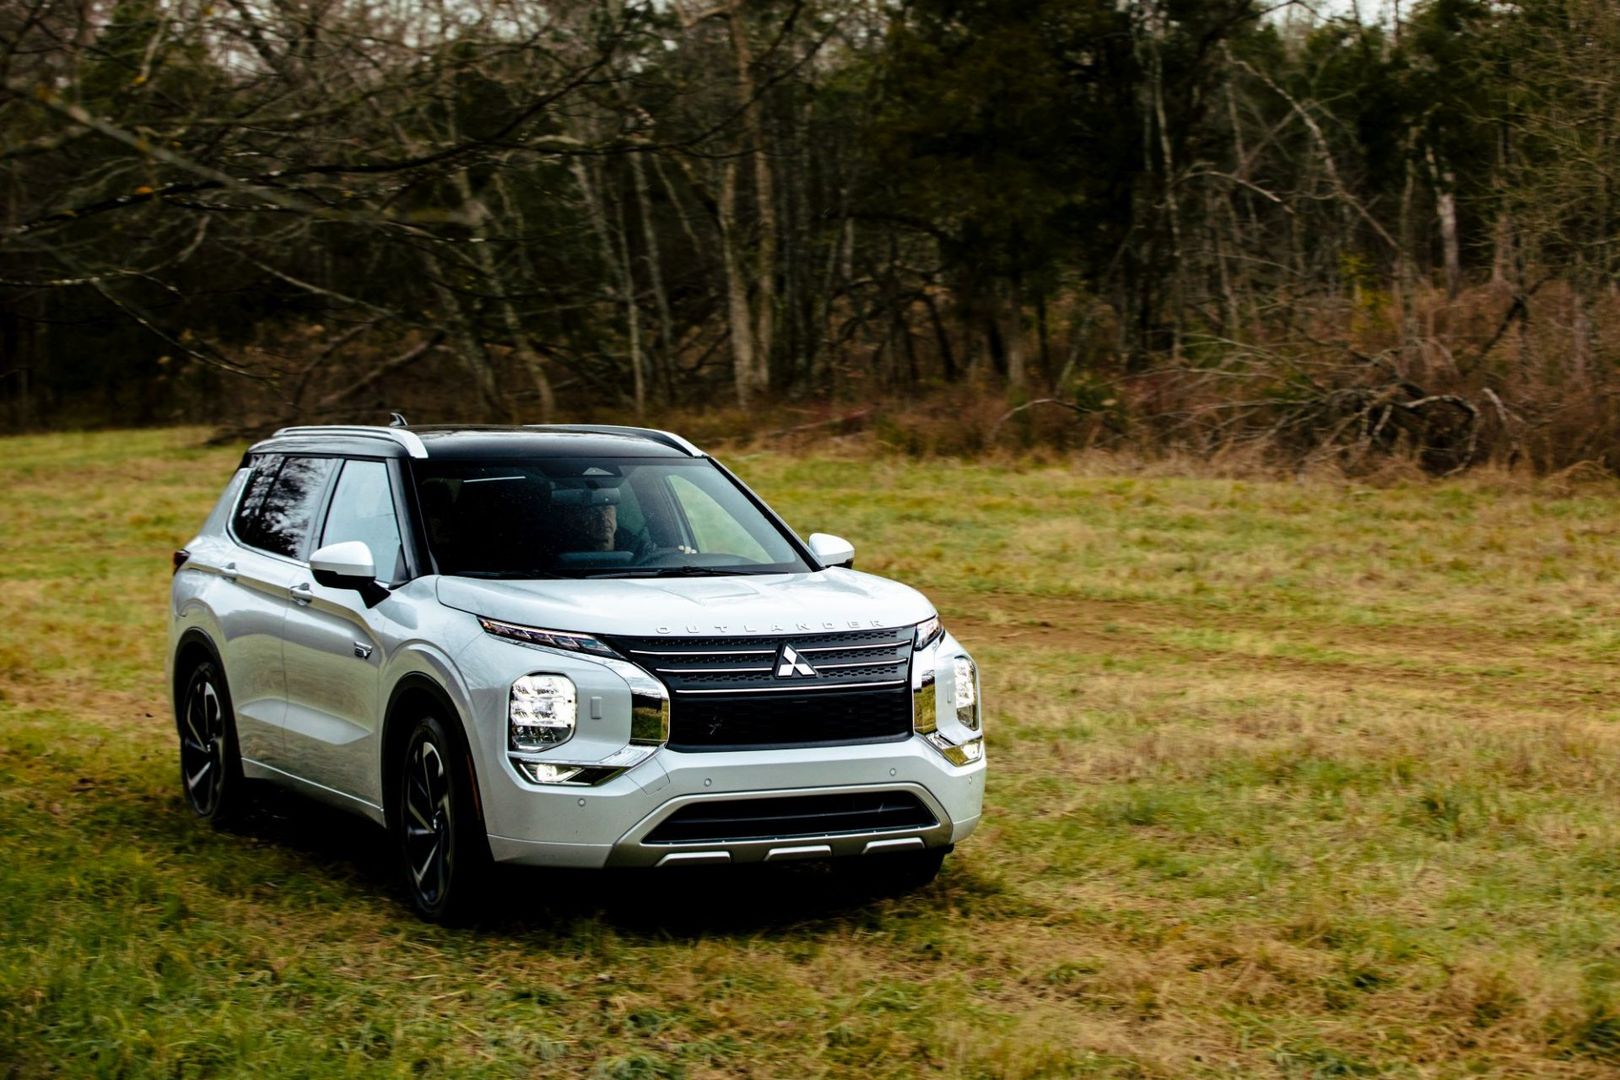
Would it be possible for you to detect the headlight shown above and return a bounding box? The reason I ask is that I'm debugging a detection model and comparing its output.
[953,656,980,731]
[479,616,618,658]
[509,674,576,751]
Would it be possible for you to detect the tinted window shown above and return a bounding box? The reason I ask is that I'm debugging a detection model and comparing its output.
[667,474,773,562]
[231,454,283,540]
[250,456,336,559]
[320,460,405,582]
[414,458,807,579]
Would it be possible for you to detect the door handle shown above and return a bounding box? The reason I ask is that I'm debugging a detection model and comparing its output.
[289,581,314,606]
[221,561,237,582]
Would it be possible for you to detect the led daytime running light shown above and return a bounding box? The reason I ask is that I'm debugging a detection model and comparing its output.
[479,616,617,657]
[915,614,943,649]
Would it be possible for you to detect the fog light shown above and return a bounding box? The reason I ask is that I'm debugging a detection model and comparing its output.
[950,739,984,766]
[515,761,584,784]
[510,674,576,751]
[925,731,984,767]
[953,656,979,731]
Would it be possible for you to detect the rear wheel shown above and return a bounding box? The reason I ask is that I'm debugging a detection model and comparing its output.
[395,714,488,923]
[178,660,248,825]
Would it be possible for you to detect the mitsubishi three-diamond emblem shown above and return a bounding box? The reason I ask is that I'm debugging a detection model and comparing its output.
[775,644,818,678]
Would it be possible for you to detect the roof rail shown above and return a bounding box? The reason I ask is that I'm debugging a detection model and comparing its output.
[523,424,704,457]
[270,425,428,459]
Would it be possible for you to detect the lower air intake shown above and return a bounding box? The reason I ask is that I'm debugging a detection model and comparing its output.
[644,790,938,845]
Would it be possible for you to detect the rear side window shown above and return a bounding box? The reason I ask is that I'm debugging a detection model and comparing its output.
[320,460,406,582]
[244,456,337,559]
[232,454,283,540]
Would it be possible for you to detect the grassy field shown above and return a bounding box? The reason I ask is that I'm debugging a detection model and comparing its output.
[5,429,1620,1078]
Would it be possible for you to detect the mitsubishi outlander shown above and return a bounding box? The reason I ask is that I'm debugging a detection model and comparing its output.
[167,424,984,920]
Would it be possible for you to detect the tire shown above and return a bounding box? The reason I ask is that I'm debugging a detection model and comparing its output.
[394,714,489,923]
[177,659,249,826]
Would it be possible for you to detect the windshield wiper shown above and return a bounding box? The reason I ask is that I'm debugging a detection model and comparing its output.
[581,566,754,578]
[452,569,567,580]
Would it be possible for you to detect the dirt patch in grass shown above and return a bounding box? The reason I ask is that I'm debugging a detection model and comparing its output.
[942,590,1613,717]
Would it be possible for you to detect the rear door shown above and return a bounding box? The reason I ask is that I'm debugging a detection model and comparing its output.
[280,457,410,807]
[211,453,336,766]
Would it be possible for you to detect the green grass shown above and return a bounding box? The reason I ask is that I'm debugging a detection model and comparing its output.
[6,429,1620,1076]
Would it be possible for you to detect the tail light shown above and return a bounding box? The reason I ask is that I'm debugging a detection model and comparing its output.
[172,549,190,575]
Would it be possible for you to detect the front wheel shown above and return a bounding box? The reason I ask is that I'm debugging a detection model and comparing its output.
[395,715,488,923]
[178,660,249,825]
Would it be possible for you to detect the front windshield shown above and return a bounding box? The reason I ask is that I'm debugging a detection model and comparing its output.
[412,457,811,579]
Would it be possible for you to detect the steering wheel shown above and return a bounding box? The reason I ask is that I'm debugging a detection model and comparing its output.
[631,545,691,567]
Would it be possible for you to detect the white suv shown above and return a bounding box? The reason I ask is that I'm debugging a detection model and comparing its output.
[168,423,984,920]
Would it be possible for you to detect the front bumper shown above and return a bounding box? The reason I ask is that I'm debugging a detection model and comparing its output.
[483,736,985,869]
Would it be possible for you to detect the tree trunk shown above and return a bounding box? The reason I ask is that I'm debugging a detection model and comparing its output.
[420,254,503,419]
[611,180,647,418]
[1427,146,1462,300]
[453,169,555,421]
[571,158,642,416]
[1149,28,1184,360]
[923,291,957,382]
[727,0,773,397]
[1397,130,1422,373]
[719,160,758,407]
[488,171,558,420]
[1001,295,1026,389]
[628,152,676,403]
[1491,211,1512,288]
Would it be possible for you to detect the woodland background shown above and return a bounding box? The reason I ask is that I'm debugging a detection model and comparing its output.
[4,0,1620,472]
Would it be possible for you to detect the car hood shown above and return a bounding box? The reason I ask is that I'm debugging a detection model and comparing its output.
[435,568,934,637]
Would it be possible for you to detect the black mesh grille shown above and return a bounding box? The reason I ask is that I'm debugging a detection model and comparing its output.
[667,685,913,750]
[603,627,917,750]
[645,790,937,844]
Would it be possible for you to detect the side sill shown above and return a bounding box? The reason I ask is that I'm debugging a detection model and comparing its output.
[241,758,386,826]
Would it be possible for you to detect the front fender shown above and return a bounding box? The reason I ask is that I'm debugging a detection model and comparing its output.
[378,616,483,775]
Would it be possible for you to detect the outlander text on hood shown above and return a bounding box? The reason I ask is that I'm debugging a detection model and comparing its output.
[168,424,984,920]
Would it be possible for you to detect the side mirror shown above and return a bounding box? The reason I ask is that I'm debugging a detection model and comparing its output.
[807,532,855,570]
[310,541,389,606]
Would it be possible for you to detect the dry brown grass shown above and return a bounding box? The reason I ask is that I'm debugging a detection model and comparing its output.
[4,429,1620,1076]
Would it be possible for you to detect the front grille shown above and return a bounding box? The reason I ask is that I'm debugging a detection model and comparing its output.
[667,686,913,750]
[644,790,938,844]
[604,627,916,750]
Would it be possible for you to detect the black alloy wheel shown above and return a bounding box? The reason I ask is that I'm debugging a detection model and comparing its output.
[397,715,487,922]
[179,661,247,823]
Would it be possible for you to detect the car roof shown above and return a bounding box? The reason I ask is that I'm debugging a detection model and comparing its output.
[249,424,704,462]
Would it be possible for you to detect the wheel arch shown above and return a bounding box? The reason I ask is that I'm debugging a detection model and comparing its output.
[171,628,225,736]
[381,673,489,842]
